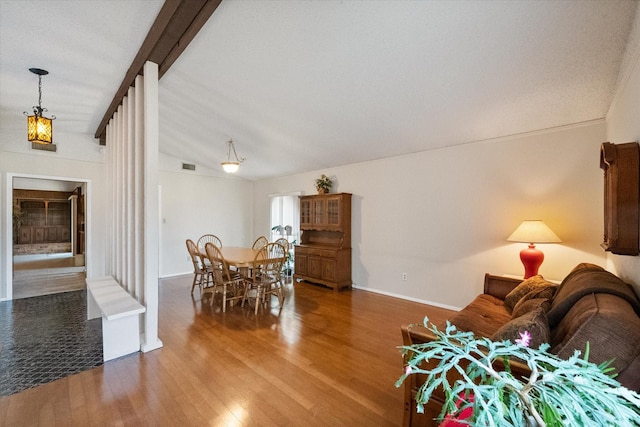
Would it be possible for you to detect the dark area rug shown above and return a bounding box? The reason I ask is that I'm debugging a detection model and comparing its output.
[0,290,103,396]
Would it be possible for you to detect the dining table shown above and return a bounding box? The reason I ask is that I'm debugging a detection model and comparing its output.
[220,246,261,270]
[198,245,257,273]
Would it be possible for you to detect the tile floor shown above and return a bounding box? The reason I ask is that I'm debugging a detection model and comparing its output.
[0,290,103,396]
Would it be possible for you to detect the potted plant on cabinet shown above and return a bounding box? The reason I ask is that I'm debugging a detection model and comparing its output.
[315,174,332,194]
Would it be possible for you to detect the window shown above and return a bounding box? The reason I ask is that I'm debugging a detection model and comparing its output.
[269,193,300,247]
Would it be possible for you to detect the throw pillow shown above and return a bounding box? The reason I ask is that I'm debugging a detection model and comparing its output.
[491,307,550,349]
[511,296,552,319]
[504,275,557,313]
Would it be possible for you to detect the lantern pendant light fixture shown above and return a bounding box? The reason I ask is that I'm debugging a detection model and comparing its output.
[221,139,245,173]
[24,68,55,145]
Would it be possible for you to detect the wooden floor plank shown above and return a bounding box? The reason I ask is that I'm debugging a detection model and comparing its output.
[0,274,455,426]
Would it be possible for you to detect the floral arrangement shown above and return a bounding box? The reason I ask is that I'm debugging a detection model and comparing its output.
[315,174,332,194]
[397,318,640,427]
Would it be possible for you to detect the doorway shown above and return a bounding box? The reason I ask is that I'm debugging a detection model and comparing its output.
[7,175,90,300]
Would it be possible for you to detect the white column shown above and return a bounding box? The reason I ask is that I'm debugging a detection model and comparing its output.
[115,105,124,283]
[106,118,114,275]
[125,87,135,295]
[141,61,162,353]
[134,74,144,301]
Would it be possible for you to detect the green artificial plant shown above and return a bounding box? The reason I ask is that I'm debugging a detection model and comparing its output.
[397,318,640,427]
[315,174,332,193]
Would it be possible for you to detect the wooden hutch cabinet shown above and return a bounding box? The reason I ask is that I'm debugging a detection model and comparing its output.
[295,193,352,291]
[600,141,639,255]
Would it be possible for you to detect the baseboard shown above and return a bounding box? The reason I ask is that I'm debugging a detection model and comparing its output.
[160,271,191,279]
[351,284,462,312]
[140,336,164,353]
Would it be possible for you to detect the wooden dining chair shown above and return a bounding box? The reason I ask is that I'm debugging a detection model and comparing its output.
[185,239,213,295]
[274,237,289,254]
[251,235,269,250]
[203,242,245,312]
[242,242,286,314]
[274,237,291,276]
[197,234,222,252]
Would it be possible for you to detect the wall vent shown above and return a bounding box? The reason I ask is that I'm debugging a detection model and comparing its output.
[182,163,196,171]
[31,142,57,152]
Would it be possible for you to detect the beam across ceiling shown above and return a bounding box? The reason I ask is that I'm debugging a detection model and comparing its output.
[95,0,223,144]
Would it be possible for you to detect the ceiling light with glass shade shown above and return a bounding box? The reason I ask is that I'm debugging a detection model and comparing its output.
[24,68,55,144]
[221,139,245,173]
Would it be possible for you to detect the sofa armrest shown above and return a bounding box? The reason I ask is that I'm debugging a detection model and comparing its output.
[483,273,521,300]
[401,324,443,427]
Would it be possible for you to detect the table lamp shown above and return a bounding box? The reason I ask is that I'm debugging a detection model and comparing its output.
[507,220,561,278]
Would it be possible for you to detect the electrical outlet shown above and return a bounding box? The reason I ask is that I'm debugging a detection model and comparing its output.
[402,272,407,281]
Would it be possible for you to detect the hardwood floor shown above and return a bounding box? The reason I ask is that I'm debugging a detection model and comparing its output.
[0,275,455,426]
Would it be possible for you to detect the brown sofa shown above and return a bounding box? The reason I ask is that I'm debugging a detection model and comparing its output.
[400,263,640,427]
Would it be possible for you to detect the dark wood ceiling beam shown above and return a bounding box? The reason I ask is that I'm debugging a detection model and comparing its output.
[95,0,222,144]
[159,0,223,78]
[148,0,207,72]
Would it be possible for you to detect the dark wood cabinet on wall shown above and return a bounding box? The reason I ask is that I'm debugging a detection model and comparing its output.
[294,193,352,291]
[600,141,639,255]
[15,198,72,245]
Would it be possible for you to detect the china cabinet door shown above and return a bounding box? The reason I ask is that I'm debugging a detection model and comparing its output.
[308,257,322,278]
[326,196,342,228]
[300,199,312,228]
[295,253,308,276]
[321,258,337,282]
[312,198,327,227]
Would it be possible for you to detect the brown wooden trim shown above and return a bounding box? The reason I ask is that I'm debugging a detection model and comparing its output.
[95,0,222,144]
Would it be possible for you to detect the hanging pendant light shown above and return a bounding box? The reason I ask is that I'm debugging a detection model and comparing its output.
[24,68,55,145]
[221,139,245,173]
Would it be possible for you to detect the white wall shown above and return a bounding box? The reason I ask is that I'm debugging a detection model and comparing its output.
[158,153,254,277]
[0,128,107,300]
[606,6,640,294]
[253,121,608,309]
[1,132,255,297]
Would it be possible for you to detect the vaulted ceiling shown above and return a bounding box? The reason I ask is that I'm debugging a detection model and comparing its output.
[1,1,638,181]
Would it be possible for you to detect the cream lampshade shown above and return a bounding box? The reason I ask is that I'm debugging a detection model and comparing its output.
[507,220,561,278]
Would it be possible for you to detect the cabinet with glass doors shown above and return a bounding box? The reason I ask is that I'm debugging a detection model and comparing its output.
[295,193,352,291]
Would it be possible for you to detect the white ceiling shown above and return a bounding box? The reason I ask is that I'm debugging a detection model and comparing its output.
[1,1,638,181]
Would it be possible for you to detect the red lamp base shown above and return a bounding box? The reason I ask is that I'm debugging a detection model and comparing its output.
[520,244,544,279]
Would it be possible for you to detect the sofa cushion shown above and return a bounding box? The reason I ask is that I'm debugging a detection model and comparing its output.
[492,307,550,349]
[512,296,551,319]
[504,275,557,313]
[550,293,640,392]
[548,265,640,327]
[449,294,511,338]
